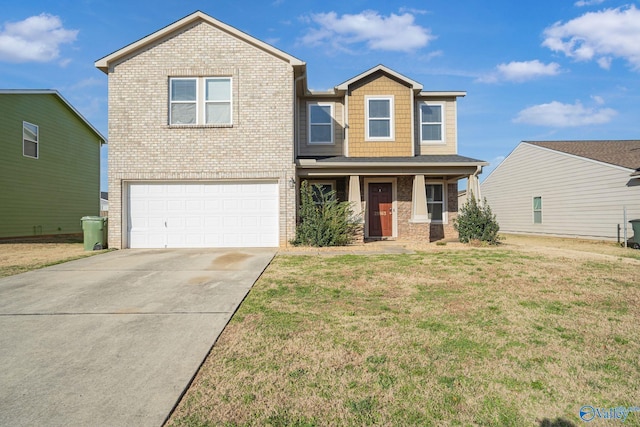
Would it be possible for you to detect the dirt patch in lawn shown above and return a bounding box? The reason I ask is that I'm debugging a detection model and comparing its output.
[0,235,105,277]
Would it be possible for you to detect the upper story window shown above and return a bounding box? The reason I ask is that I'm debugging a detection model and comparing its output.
[308,103,333,144]
[420,103,444,143]
[23,121,39,159]
[169,77,232,125]
[366,96,394,141]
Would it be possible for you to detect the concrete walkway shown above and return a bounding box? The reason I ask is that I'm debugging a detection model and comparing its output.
[0,248,275,427]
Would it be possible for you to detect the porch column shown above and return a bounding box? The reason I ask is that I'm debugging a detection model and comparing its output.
[468,174,482,206]
[411,174,429,222]
[348,175,363,220]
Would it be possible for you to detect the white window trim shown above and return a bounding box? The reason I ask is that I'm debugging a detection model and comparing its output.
[307,180,336,205]
[307,102,334,145]
[169,76,232,126]
[365,96,394,141]
[419,102,445,144]
[23,121,39,159]
[426,181,447,223]
[533,196,543,224]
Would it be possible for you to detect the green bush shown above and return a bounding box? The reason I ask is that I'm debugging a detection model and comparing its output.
[454,193,500,245]
[291,181,361,247]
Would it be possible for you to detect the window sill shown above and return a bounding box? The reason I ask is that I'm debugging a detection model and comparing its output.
[421,141,446,145]
[308,142,335,146]
[168,124,234,129]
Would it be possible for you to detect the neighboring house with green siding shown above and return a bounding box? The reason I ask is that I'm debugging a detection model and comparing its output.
[0,90,105,239]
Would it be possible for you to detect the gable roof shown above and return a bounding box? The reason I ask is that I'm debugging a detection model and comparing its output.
[336,64,423,91]
[526,140,640,170]
[95,10,305,74]
[0,89,106,143]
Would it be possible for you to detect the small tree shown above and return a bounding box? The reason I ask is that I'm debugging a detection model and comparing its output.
[292,181,361,247]
[454,192,500,244]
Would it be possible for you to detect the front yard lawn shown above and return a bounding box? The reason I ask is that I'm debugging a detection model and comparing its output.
[168,245,640,426]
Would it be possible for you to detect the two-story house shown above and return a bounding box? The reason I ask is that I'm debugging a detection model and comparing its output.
[96,11,486,249]
[0,90,105,239]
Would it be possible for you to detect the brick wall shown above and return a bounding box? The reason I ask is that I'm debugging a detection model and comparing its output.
[107,21,296,248]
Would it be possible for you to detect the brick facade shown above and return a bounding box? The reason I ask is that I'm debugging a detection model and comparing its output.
[106,21,296,248]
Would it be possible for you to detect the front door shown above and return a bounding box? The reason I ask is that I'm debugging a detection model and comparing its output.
[368,182,393,237]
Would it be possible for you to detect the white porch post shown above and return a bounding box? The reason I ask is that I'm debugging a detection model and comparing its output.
[411,174,429,222]
[348,175,363,220]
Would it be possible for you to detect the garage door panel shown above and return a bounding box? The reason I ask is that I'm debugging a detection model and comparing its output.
[128,182,279,248]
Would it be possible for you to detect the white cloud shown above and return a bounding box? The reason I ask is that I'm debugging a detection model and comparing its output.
[574,0,605,6]
[477,60,561,83]
[513,100,617,127]
[0,14,78,63]
[300,10,434,53]
[542,5,640,70]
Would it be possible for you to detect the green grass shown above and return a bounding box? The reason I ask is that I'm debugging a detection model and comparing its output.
[168,248,640,426]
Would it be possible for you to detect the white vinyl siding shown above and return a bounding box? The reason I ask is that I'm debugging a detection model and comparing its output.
[170,77,232,125]
[366,96,394,141]
[308,103,333,144]
[481,143,640,241]
[420,103,444,143]
[23,121,39,159]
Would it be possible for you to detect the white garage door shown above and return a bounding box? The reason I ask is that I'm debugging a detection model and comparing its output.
[128,182,279,248]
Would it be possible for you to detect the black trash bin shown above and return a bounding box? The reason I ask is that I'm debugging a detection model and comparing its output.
[630,219,640,249]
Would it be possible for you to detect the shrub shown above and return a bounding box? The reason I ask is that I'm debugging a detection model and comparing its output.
[454,193,500,245]
[291,181,361,247]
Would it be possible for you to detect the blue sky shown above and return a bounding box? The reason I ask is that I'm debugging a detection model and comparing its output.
[2,0,639,191]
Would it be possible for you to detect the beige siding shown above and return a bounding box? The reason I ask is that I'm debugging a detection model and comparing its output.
[347,73,413,157]
[107,21,296,248]
[415,96,457,155]
[481,143,640,240]
[297,97,344,157]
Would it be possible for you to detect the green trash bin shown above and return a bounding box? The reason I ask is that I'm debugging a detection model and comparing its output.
[630,219,640,249]
[81,216,107,251]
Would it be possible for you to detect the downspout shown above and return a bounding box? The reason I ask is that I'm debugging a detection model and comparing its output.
[291,70,306,245]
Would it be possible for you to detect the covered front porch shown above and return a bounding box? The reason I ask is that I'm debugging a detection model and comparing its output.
[295,156,487,243]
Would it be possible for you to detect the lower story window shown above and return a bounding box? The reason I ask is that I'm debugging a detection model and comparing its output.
[308,181,335,205]
[426,183,444,222]
[533,196,542,224]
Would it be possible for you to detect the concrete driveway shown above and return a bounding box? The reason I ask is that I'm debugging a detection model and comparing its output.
[0,248,275,427]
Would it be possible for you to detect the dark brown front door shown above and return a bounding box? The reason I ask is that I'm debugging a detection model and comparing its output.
[368,182,393,237]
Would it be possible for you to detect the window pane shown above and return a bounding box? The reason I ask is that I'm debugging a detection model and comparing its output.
[426,184,443,202]
[171,103,196,124]
[206,103,231,124]
[206,79,231,101]
[369,120,390,137]
[428,203,443,221]
[533,197,542,210]
[369,99,390,118]
[422,124,442,141]
[534,211,542,224]
[23,123,38,142]
[310,105,331,124]
[310,124,332,143]
[23,140,38,158]
[421,105,441,122]
[171,79,196,101]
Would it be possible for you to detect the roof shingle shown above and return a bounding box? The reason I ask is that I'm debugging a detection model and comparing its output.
[526,140,640,170]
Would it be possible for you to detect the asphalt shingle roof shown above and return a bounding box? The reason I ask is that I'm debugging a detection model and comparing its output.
[307,155,487,164]
[526,140,640,170]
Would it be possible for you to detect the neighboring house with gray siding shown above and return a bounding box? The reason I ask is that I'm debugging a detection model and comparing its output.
[96,11,486,249]
[481,140,640,241]
[0,90,105,239]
